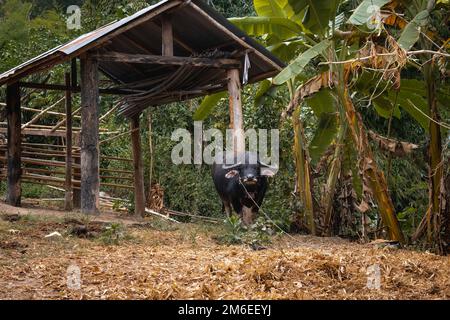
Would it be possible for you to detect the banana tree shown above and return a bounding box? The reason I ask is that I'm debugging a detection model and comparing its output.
[232,0,345,234]
[195,0,320,233]
[235,0,410,242]
[390,0,449,251]
[196,0,448,244]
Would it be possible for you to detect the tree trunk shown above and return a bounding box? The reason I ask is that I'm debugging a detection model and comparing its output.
[339,86,405,243]
[293,107,316,235]
[323,123,347,236]
[424,60,443,247]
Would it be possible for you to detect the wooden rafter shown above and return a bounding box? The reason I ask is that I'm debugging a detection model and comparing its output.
[92,51,241,69]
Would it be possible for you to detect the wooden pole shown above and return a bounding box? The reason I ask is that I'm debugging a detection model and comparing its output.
[148,111,154,208]
[131,115,146,217]
[80,54,100,215]
[227,69,245,156]
[6,82,21,206]
[64,73,73,211]
[72,58,81,209]
[161,15,174,56]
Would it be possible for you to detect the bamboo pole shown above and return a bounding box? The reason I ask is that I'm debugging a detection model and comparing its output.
[5,173,135,190]
[100,128,138,145]
[20,167,133,181]
[99,102,120,122]
[21,97,65,130]
[50,107,81,133]
[65,73,73,211]
[1,146,132,162]
[22,107,81,119]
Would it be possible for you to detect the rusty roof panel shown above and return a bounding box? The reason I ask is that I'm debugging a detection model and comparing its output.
[0,0,284,93]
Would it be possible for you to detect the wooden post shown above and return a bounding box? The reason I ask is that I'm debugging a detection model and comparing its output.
[161,15,173,56]
[227,69,245,156]
[131,115,145,217]
[148,111,154,208]
[64,73,73,211]
[71,58,77,88]
[80,54,100,215]
[72,58,81,209]
[6,82,21,206]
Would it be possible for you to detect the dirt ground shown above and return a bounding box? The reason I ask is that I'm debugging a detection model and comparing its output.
[0,202,448,300]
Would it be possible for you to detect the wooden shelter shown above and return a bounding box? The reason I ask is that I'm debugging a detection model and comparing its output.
[0,0,283,216]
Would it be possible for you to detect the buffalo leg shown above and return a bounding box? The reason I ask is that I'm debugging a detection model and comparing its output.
[242,206,257,225]
[223,201,233,218]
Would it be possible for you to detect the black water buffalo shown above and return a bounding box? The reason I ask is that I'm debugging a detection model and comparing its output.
[212,152,276,225]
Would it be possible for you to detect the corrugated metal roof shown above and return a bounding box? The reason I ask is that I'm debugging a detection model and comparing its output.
[0,0,285,99]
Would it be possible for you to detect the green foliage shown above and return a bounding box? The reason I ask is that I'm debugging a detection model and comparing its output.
[193,91,227,121]
[286,0,339,35]
[0,0,32,48]
[208,0,254,18]
[229,16,301,39]
[0,0,447,246]
[347,0,391,25]
[214,215,275,247]
[99,223,127,245]
[273,40,330,84]
[309,113,338,164]
[398,10,429,50]
[254,0,286,18]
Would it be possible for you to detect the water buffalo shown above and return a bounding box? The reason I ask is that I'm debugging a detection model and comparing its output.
[212,152,276,225]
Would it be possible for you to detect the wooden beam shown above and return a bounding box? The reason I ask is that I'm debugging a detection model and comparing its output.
[6,82,22,206]
[161,15,174,56]
[18,82,132,95]
[188,1,283,73]
[0,0,184,87]
[64,73,73,211]
[227,69,245,156]
[131,116,146,217]
[92,52,241,69]
[80,54,100,215]
[0,127,66,137]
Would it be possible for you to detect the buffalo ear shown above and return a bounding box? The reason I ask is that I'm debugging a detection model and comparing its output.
[261,167,276,177]
[225,170,239,179]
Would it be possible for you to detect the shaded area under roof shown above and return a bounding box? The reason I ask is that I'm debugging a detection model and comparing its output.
[0,0,285,113]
